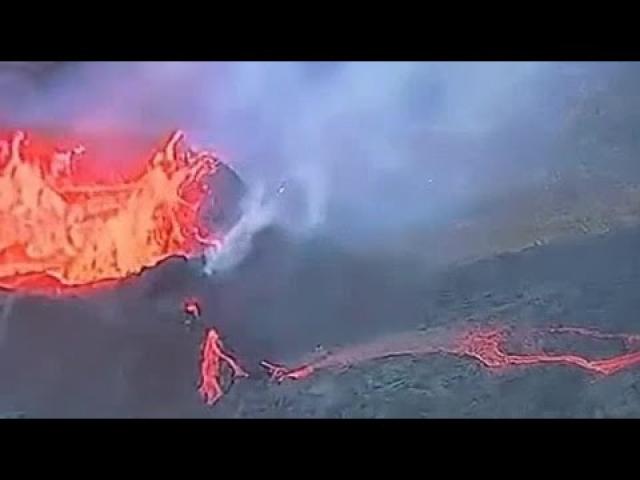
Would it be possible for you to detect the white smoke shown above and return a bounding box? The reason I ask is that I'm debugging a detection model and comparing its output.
[202,182,276,274]
[0,61,617,270]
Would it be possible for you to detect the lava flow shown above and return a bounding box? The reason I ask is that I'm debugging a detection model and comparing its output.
[184,299,247,406]
[261,325,640,382]
[454,327,640,375]
[262,328,450,382]
[199,327,248,405]
[183,298,202,318]
[0,129,221,295]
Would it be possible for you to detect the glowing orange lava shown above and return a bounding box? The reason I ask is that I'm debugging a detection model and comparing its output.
[0,130,222,295]
[184,298,202,318]
[261,325,640,382]
[199,327,248,406]
[454,327,640,375]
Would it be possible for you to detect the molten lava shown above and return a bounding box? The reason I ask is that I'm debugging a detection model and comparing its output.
[261,325,640,382]
[0,130,221,294]
[454,327,640,375]
[184,298,202,318]
[261,329,448,382]
[199,327,248,406]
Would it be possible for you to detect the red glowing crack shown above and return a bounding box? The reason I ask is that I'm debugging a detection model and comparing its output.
[261,325,640,382]
[261,328,448,382]
[261,361,315,381]
[545,325,640,348]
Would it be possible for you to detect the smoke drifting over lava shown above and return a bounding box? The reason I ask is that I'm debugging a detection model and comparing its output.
[0,61,618,268]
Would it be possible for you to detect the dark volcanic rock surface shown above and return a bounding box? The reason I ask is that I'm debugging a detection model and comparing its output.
[1,221,640,417]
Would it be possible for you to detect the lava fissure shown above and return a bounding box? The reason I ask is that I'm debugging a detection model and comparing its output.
[261,326,640,383]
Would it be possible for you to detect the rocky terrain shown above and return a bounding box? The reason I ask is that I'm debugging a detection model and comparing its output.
[207,223,640,419]
[1,210,640,418]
